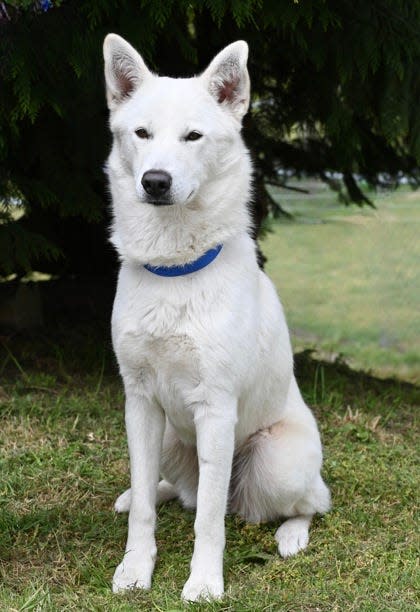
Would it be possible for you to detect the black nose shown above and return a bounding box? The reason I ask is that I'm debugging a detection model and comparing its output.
[141,170,172,198]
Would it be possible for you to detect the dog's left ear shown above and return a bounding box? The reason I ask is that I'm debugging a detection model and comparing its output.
[201,41,250,121]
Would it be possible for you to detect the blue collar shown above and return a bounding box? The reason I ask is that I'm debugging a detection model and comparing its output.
[144,244,223,277]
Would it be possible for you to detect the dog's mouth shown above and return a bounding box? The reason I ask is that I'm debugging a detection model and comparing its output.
[143,190,195,207]
[144,197,174,207]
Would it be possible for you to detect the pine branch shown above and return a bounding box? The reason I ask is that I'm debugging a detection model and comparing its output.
[343,173,376,209]
[266,180,310,194]
[264,189,293,220]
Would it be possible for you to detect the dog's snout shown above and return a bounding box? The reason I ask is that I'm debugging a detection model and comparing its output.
[141,170,172,198]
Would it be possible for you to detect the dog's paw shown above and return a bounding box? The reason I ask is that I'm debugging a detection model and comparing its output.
[112,559,152,593]
[275,516,310,558]
[181,574,224,602]
[114,489,131,513]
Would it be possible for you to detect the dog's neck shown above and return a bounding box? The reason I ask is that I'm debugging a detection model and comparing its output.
[109,157,253,268]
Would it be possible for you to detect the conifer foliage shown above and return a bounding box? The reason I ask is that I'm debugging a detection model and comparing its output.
[1,1,419,276]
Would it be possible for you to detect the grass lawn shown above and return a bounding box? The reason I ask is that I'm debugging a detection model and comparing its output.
[0,326,419,611]
[261,185,420,383]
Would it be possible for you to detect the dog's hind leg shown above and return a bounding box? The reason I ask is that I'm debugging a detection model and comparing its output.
[114,480,177,513]
[274,514,312,557]
[274,468,331,557]
[230,424,330,556]
[160,423,199,510]
[114,488,131,513]
[230,383,330,557]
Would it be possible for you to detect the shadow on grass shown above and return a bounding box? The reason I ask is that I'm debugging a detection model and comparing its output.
[294,349,419,404]
[1,325,418,406]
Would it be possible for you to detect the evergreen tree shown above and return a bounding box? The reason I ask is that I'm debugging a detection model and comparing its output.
[1,0,419,276]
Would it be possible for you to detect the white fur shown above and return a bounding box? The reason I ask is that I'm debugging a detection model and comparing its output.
[103,34,331,602]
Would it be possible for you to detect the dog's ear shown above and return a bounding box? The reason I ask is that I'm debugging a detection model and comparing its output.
[103,34,151,111]
[201,41,250,121]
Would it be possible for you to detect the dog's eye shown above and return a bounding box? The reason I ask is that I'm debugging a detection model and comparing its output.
[135,128,150,139]
[185,131,203,142]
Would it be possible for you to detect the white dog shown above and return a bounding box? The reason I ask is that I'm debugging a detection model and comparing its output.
[103,34,331,602]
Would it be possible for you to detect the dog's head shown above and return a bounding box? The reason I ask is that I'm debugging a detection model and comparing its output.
[103,34,250,208]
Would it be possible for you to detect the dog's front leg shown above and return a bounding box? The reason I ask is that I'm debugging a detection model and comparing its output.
[113,389,164,593]
[181,402,236,602]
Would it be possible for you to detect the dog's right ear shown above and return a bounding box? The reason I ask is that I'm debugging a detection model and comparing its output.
[103,34,151,111]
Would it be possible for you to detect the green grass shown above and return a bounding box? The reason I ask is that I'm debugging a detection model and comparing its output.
[261,185,420,383]
[1,330,419,611]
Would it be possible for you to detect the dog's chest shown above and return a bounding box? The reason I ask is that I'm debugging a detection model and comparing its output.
[113,290,205,443]
[115,293,200,369]
[113,288,206,432]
